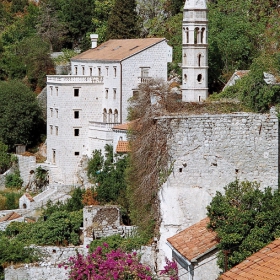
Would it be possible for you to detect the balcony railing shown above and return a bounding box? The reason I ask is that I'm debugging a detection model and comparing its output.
[47,75,104,84]
[138,77,152,84]
[89,121,120,130]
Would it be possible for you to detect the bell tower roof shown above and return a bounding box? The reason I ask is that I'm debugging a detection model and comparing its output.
[184,0,207,10]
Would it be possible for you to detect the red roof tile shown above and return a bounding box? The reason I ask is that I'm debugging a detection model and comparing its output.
[116,141,130,153]
[0,212,22,222]
[219,238,280,280]
[24,193,34,202]
[167,217,218,261]
[72,38,166,62]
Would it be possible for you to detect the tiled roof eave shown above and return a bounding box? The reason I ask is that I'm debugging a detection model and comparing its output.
[191,245,218,262]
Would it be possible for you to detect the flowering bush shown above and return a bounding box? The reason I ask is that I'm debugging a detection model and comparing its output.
[160,258,179,280]
[60,243,178,280]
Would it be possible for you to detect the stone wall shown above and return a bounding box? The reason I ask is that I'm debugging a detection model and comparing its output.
[5,246,85,280]
[158,109,279,268]
[83,205,136,248]
[17,154,36,187]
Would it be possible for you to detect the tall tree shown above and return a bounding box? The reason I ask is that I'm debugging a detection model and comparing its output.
[0,80,44,149]
[106,0,140,40]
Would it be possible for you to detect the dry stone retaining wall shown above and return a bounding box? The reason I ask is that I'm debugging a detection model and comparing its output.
[158,110,279,268]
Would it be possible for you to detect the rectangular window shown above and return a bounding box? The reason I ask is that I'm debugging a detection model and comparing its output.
[74,111,79,119]
[56,87,58,96]
[50,125,53,135]
[113,67,117,77]
[89,67,92,76]
[74,88,79,97]
[74,152,80,156]
[74,66,78,75]
[106,67,109,76]
[133,90,139,98]
[74,129,80,136]
[141,67,150,77]
[98,67,101,76]
[105,89,108,99]
[55,126,58,135]
[50,86,53,96]
[55,109,58,118]
[50,108,53,117]
[113,88,116,99]
[82,66,85,75]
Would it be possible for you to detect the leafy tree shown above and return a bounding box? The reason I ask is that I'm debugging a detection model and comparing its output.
[11,0,29,14]
[0,80,44,148]
[106,0,140,40]
[87,145,128,205]
[0,141,11,174]
[211,54,280,112]
[207,180,280,270]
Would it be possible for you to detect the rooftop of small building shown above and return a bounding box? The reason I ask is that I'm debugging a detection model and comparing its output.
[0,211,22,222]
[71,38,166,62]
[167,217,218,262]
[219,238,280,280]
[116,141,130,153]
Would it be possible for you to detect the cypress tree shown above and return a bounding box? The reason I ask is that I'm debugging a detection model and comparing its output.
[106,0,140,40]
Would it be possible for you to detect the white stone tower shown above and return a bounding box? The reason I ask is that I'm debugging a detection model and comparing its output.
[182,0,208,102]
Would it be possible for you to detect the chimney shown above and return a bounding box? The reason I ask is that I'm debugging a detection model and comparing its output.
[90,34,98,49]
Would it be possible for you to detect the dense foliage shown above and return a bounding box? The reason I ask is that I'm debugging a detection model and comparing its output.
[0,80,44,149]
[0,189,23,210]
[207,180,280,270]
[106,0,140,40]
[87,145,128,206]
[60,243,178,280]
[0,141,11,174]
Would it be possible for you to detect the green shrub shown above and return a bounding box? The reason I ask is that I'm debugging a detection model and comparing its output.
[5,171,23,189]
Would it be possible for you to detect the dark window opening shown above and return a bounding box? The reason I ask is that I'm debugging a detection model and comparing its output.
[74,88,79,96]
[179,168,183,172]
[197,74,202,82]
[75,152,80,156]
[23,203,27,209]
[235,169,239,174]
[74,111,79,119]
[74,129,80,136]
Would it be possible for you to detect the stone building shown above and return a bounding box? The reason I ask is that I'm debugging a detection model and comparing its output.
[182,0,208,102]
[46,37,172,185]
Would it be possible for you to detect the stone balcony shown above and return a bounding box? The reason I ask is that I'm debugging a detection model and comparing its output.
[47,75,104,84]
[89,121,120,130]
[138,76,152,84]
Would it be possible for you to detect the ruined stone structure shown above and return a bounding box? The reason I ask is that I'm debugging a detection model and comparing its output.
[182,0,208,102]
[157,109,279,268]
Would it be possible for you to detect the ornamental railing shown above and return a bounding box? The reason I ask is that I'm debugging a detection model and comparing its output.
[47,75,104,84]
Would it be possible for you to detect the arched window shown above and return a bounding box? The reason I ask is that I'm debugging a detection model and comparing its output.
[103,109,107,123]
[194,27,199,44]
[114,109,118,123]
[186,27,189,43]
[108,109,112,123]
[201,28,205,44]
[198,54,202,67]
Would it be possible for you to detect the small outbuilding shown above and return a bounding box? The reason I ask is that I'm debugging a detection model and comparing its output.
[19,193,34,210]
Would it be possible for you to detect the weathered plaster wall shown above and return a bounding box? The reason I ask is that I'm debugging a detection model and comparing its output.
[158,110,279,268]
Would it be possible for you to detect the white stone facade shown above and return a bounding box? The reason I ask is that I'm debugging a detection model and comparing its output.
[157,110,279,268]
[46,39,172,185]
[182,0,208,102]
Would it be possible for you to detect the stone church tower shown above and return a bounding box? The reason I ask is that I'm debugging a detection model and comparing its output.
[182,0,208,102]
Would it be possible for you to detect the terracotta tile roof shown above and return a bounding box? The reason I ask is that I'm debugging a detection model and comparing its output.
[219,238,280,280]
[116,141,130,153]
[167,217,218,261]
[24,193,34,202]
[235,70,250,78]
[112,122,130,131]
[72,38,166,62]
[0,212,22,222]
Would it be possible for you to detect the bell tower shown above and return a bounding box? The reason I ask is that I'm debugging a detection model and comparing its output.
[182,0,208,102]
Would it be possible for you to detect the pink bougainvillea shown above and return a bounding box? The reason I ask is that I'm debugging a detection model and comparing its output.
[59,243,178,280]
